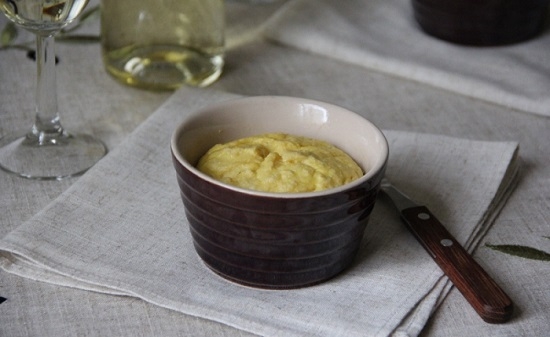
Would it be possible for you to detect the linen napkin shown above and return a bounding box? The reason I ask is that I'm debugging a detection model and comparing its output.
[264,0,550,117]
[0,88,519,337]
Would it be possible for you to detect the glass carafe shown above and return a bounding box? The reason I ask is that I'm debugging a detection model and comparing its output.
[100,0,224,90]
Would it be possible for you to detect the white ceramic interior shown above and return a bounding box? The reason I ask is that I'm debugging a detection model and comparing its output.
[171,96,389,197]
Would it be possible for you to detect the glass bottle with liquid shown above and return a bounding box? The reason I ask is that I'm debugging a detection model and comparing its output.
[100,0,224,90]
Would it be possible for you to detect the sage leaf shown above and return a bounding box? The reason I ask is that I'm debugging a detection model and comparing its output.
[56,35,100,43]
[61,5,99,33]
[486,244,550,261]
[1,22,18,47]
[78,5,100,24]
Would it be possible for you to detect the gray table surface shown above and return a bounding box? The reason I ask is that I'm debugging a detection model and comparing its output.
[1,1,549,336]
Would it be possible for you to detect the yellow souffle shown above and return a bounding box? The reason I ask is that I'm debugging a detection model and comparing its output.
[197,133,363,193]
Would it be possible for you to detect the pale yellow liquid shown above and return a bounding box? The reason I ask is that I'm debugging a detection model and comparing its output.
[100,0,224,90]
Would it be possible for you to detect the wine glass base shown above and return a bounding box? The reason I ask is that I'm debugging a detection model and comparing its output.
[0,132,107,180]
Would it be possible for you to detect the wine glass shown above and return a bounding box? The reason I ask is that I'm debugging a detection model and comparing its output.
[0,0,107,180]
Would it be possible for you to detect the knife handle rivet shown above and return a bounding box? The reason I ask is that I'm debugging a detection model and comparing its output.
[418,212,430,220]
[441,239,453,247]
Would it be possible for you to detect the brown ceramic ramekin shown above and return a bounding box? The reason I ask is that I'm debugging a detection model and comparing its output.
[171,96,388,289]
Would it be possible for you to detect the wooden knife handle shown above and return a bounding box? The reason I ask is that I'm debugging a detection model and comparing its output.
[401,206,513,323]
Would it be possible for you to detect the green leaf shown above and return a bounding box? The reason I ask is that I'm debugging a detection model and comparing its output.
[56,35,100,43]
[61,5,99,33]
[1,22,18,47]
[486,244,550,261]
[78,5,100,24]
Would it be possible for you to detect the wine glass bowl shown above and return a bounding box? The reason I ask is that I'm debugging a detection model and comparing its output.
[0,0,107,180]
[1,0,89,33]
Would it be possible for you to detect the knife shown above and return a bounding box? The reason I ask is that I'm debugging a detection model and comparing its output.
[380,179,513,323]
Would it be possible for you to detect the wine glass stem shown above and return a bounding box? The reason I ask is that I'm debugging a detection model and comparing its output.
[29,34,65,145]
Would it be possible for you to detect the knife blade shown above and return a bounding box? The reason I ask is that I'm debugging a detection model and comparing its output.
[380,179,513,323]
